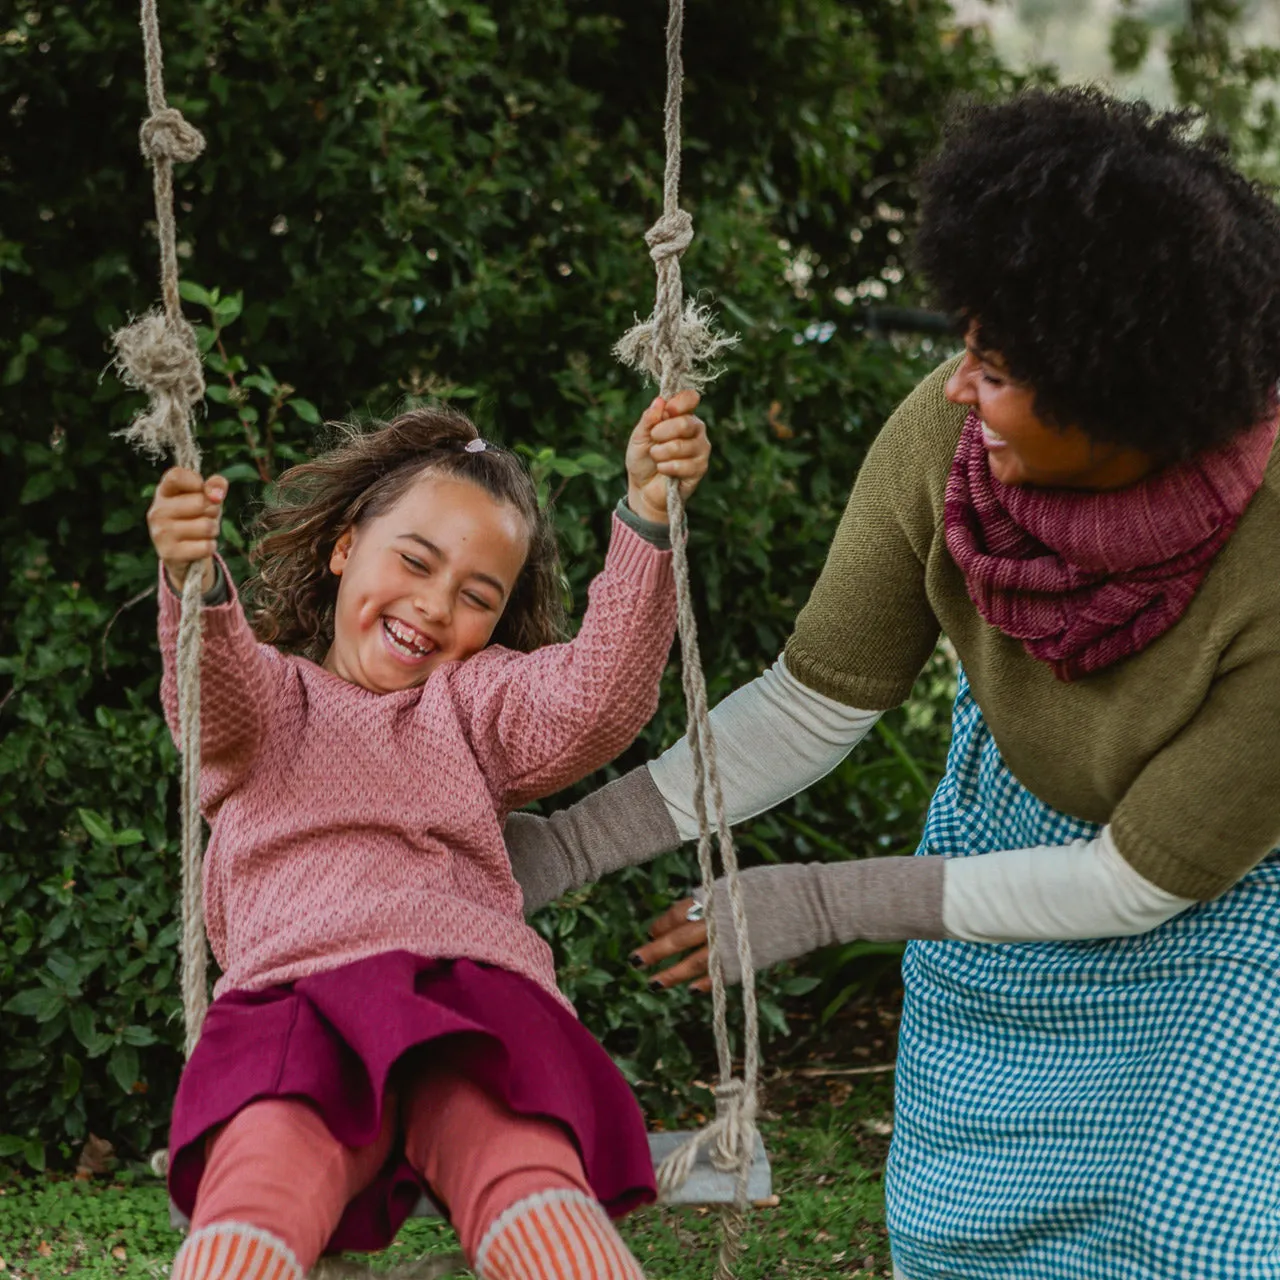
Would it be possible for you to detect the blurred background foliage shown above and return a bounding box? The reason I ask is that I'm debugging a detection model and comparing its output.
[959,0,1280,177]
[1,0,1029,1168]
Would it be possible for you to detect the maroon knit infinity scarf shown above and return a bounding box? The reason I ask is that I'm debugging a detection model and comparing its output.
[943,409,1277,681]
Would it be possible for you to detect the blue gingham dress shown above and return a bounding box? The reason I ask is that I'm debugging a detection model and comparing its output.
[887,669,1280,1280]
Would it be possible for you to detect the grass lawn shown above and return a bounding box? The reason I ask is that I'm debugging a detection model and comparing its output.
[0,1003,901,1279]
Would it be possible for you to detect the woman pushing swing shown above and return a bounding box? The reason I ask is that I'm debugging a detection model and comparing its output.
[506,87,1280,1280]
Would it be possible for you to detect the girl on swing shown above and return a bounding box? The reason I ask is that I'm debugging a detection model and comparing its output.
[147,393,709,1280]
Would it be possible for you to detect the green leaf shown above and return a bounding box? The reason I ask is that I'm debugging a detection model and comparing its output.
[46,953,79,983]
[781,975,821,997]
[108,1042,139,1094]
[103,508,137,535]
[78,808,114,844]
[178,281,214,308]
[4,986,62,1021]
[289,397,321,425]
[204,384,234,404]
[213,293,244,327]
[0,1135,25,1158]
[68,1005,97,1051]
[219,462,264,483]
[19,470,58,504]
[23,1138,46,1172]
[62,1054,83,1100]
[758,998,791,1037]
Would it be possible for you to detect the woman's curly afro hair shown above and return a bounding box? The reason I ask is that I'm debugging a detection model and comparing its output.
[915,86,1280,461]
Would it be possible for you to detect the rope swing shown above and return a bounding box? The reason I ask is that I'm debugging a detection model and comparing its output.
[111,0,210,1062]
[614,3,761,1276]
[114,1,763,1275]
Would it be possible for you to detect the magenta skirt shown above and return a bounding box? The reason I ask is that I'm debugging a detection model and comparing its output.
[168,951,656,1253]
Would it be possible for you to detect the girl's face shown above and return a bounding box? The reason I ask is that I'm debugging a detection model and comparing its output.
[324,471,529,693]
[944,327,1154,489]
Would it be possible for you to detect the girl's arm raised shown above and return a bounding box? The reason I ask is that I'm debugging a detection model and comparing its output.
[450,393,707,808]
[151,468,276,810]
[449,514,677,810]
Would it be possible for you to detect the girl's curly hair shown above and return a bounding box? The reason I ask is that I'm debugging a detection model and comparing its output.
[914,87,1280,461]
[245,407,566,663]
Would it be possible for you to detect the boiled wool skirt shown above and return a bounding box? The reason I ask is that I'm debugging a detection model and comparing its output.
[167,950,656,1253]
[889,670,1280,1280]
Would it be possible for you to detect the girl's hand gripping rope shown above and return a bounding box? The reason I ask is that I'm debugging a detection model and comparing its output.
[626,390,710,524]
[148,466,228,594]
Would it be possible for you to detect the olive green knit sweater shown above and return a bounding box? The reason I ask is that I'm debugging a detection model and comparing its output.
[784,359,1280,900]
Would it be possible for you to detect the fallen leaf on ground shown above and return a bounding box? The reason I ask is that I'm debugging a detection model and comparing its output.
[112,1247,128,1261]
[77,1133,116,1176]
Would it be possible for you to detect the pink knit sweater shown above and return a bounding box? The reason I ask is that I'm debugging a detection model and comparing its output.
[158,517,675,1009]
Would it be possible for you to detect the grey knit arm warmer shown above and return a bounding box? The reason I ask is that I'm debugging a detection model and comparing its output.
[705,834,1193,983]
[506,766,680,914]
[706,857,947,984]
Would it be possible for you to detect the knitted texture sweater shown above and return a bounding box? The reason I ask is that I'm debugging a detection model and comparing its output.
[158,517,675,1007]
[785,358,1280,900]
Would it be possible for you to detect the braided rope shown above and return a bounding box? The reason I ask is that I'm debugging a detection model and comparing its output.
[111,0,209,1058]
[614,4,757,1276]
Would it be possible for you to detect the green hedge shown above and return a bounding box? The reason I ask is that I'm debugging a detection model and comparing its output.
[0,0,1009,1167]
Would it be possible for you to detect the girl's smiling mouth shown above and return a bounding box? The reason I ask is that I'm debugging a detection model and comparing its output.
[382,616,436,663]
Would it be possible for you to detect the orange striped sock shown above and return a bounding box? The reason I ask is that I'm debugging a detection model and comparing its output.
[171,1223,303,1280]
[473,1189,646,1280]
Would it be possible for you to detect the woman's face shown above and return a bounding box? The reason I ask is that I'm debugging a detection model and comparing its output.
[324,471,529,693]
[944,327,1154,489]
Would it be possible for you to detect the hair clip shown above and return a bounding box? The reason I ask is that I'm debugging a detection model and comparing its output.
[463,438,487,453]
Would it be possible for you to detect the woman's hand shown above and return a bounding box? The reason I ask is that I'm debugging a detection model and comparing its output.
[630,896,712,994]
[625,390,710,525]
[148,467,228,593]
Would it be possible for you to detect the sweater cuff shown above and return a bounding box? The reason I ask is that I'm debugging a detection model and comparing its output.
[603,511,675,584]
[614,497,672,550]
[160,557,231,606]
[158,555,243,639]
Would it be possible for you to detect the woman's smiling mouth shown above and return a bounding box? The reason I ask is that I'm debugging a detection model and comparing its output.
[980,421,1009,451]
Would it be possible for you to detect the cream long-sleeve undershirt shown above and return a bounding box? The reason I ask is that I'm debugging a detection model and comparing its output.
[648,657,1193,944]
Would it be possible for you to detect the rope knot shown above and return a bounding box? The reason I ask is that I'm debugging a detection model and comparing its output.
[645,208,695,264]
[111,310,205,464]
[113,311,204,398]
[140,107,206,164]
[714,1078,746,1114]
[613,297,740,395]
[710,1079,754,1173]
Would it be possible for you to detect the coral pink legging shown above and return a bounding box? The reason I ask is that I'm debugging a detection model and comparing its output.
[189,1053,593,1269]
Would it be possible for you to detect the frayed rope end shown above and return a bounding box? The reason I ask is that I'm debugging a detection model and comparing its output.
[614,299,740,393]
[110,310,205,464]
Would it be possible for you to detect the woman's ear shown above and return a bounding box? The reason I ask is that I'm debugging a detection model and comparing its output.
[329,529,353,576]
